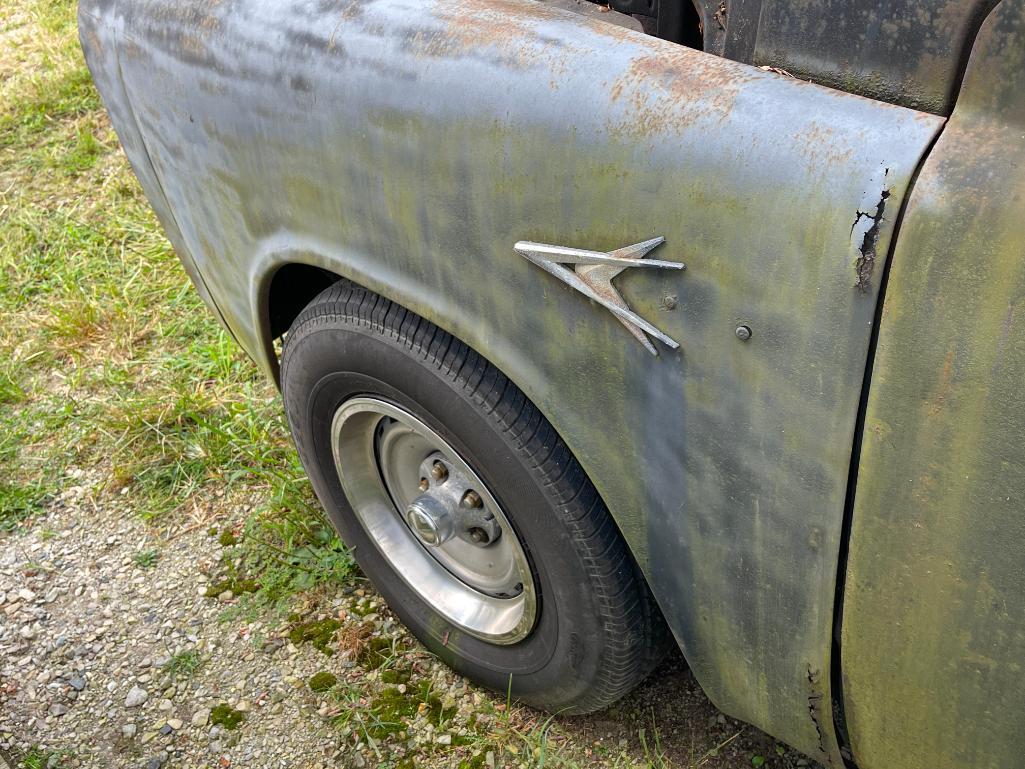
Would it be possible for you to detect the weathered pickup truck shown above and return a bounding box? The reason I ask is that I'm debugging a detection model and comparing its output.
[79,0,1025,766]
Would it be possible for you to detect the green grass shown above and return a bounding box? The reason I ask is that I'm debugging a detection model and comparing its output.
[162,649,204,681]
[0,0,349,612]
[18,746,75,769]
[0,481,50,533]
[132,548,160,568]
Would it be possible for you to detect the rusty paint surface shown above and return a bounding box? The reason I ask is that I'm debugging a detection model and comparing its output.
[79,0,944,762]
[842,1,1025,767]
[724,0,998,115]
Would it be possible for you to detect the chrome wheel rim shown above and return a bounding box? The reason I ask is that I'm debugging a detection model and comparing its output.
[330,397,537,644]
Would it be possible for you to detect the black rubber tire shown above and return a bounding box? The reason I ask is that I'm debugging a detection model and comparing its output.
[280,281,670,714]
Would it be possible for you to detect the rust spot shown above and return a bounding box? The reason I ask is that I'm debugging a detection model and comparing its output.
[793,120,854,168]
[607,48,754,136]
[122,38,143,60]
[326,0,364,52]
[412,0,596,66]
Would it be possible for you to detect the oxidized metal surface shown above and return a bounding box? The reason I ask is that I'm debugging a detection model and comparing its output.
[723,0,998,114]
[513,237,683,354]
[78,0,944,762]
[841,2,1025,768]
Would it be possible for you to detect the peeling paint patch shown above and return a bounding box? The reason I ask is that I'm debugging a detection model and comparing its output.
[851,174,891,293]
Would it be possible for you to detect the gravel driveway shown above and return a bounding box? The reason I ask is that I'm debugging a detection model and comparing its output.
[0,468,820,769]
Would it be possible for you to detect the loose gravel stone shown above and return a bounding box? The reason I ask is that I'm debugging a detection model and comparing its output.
[191,708,211,727]
[125,686,149,708]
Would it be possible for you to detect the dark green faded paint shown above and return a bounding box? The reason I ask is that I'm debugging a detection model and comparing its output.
[724,0,997,115]
[80,0,943,762]
[842,2,1025,768]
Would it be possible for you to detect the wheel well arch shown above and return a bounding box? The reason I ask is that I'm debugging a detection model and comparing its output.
[257,258,673,637]
[266,262,347,341]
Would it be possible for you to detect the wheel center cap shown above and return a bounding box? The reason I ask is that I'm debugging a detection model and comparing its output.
[404,496,453,547]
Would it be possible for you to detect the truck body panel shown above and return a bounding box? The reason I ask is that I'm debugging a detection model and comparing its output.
[841,2,1025,767]
[79,0,949,761]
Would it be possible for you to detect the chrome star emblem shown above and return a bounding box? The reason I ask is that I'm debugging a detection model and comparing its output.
[513,237,684,355]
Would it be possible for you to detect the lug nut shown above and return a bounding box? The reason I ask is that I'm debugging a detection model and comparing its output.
[430,462,448,483]
[468,527,490,545]
[418,477,429,492]
[461,490,482,509]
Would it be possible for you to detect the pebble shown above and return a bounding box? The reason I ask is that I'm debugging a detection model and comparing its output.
[125,686,149,708]
[123,724,138,738]
[68,676,86,691]
[191,708,211,727]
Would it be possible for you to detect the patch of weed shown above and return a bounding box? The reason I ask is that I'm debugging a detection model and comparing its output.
[0,482,49,533]
[308,671,338,693]
[0,66,99,150]
[354,682,456,743]
[350,598,376,617]
[163,649,203,681]
[218,529,239,546]
[288,617,341,656]
[61,125,101,174]
[19,745,74,769]
[132,549,160,569]
[209,703,245,731]
[379,667,411,686]
[222,486,355,615]
[0,366,26,404]
[358,635,398,670]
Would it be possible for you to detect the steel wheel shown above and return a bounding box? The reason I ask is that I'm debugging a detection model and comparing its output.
[282,281,671,713]
[331,397,537,644]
